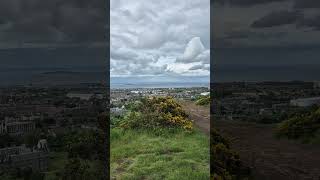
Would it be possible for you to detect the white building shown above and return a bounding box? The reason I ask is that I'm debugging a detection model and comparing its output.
[200,92,210,96]
[130,91,140,94]
[290,97,320,107]
[111,107,127,116]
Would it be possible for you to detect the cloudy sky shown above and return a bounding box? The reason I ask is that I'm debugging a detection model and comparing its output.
[0,0,106,49]
[212,0,320,66]
[110,0,210,78]
[0,0,107,85]
[0,0,107,72]
[211,0,320,81]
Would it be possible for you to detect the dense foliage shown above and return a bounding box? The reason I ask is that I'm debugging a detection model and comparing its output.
[196,95,210,106]
[118,97,193,131]
[276,107,320,143]
[211,128,250,180]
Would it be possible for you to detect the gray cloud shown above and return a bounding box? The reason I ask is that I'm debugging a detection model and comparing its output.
[0,0,106,47]
[251,10,302,28]
[189,64,203,70]
[214,0,288,7]
[224,30,288,39]
[297,15,320,30]
[189,64,209,71]
[212,0,320,70]
[294,0,320,9]
[111,0,210,77]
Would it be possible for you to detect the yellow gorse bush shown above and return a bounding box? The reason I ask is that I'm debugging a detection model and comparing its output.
[151,96,193,130]
[120,96,193,130]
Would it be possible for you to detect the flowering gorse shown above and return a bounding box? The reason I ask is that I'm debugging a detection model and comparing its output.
[120,96,193,131]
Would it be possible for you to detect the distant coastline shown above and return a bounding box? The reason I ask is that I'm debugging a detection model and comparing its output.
[1,64,320,87]
[110,75,209,89]
[110,82,209,89]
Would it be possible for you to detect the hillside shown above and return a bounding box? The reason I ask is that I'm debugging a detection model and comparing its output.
[110,97,209,179]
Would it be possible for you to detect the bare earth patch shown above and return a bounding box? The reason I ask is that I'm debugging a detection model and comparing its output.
[180,101,210,135]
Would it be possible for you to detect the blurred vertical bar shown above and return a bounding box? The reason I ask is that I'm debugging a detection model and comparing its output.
[210,0,214,176]
[0,0,109,179]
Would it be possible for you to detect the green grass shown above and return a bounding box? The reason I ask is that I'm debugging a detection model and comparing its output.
[111,128,209,180]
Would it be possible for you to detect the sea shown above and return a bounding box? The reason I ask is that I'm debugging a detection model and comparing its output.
[1,65,320,88]
[110,76,209,89]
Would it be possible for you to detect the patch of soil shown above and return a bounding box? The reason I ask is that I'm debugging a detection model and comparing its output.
[180,101,210,135]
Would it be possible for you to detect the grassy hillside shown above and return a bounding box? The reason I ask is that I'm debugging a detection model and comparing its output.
[111,129,209,179]
[110,96,209,179]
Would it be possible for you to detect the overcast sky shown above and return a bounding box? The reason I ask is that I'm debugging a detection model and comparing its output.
[110,0,210,77]
[0,0,107,70]
[0,0,106,49]
[212,0,320,66]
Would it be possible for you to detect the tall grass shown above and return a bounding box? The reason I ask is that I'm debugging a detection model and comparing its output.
[110,128,209,180]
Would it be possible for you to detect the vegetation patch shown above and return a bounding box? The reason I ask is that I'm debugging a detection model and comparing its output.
[111,96,209,179]
[117,96,193,131]
[111,128,209,180]
[211,128,251,180]
[195,95,210,106]
[276,106,320,143]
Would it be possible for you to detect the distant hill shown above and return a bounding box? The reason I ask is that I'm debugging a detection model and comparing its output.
[30,71,106,87]
[42,71,80,75]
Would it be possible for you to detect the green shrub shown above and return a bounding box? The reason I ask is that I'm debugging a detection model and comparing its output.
[196,95,210,106]
[276,107,320,143]
[65,131,98,160]
[211,129,250,180]
[119,97,193,131]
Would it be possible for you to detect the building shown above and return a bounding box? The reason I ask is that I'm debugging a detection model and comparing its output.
[0,117,35,135]
[200,92,210,96]
[290,97,320,107]
[0,141,49,171]
[111,107,127,116]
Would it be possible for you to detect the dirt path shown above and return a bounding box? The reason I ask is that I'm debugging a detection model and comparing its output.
[180,101,210,135]
[180,101,320,180]
[215,120,320,180]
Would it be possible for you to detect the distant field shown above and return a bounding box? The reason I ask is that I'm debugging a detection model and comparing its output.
[110,128,209,180]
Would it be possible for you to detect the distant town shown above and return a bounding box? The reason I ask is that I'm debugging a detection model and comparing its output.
[212,81,320,123]
[110,86,210,116]
[0,83,107,179]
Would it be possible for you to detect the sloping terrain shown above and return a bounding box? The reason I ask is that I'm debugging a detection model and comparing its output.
[215,120,320,180]
[180,101,210,135]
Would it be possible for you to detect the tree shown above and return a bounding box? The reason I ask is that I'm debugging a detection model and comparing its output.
[61,158,89,180]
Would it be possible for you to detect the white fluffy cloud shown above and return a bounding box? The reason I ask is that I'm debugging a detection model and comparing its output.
[110,0,210,77]
[176,37,209,64]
